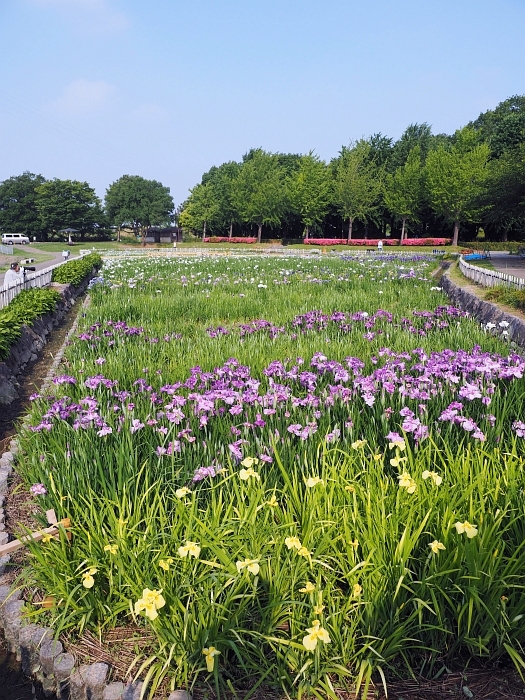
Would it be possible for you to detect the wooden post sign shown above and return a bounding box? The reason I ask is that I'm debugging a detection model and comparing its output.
[0,509,71,556]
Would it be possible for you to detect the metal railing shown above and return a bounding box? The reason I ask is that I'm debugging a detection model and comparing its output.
[459,256,525,290]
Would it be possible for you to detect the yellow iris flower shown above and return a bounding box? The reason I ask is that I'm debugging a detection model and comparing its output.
[81,567,98,589]
[134,588,165,620]
[104,544,118,554]
[202,646,220,672]
[159,557,174,571]
[422,470,443,486]
[454,521,478,538]
[351,439,367,450]
[398,471,417,493]
[285,536,302,550]
[303,620,331,651]
[241,457,259,468]
[175,487,191,499]
[305,476,324,488]
[178,541,201,558]
[299,581,315,593]
[429,540,446,553]
[236,558,260,575]
[389,438,406,450]
[239,467,260,481]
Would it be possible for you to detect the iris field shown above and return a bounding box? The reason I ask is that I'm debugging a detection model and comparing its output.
[16,253,525,698]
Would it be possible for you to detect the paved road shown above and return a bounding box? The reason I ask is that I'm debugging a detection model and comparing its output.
[488,251,525,279]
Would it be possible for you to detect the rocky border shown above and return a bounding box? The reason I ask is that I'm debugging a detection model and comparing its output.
[0,274,95,406]
[441,266,525,346]
[0,277,192,700]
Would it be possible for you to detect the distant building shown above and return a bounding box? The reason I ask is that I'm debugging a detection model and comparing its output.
[145,226,182,244]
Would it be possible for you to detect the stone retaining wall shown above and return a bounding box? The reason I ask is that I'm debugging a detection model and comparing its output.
[0,275,94,406]
[441,268,525,347]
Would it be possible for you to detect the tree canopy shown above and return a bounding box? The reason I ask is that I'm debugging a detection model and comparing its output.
[105,175,174,246]
[35,179,104,239]
[0,172,47,238]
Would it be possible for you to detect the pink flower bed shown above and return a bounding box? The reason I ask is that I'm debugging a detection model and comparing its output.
[401,238,451,246]
[203,237,257,244]
[304,238,400,246]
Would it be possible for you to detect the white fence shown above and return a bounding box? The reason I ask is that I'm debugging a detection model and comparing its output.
[459,256,525,290]
[0,245,14,255]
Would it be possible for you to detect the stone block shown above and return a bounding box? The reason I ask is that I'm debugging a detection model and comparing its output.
[122,681,144,700]
[103,682,125,700]
[70,664,90,700]
[84,662,109,700]
[40,639,63,675]
[54,651,76,700]
[19,623,41,674]
[168,691,193,700]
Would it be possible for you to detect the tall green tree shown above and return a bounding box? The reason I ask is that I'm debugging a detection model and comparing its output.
[383,146,424,240]
[332,141,383,241]
[426,128,490,246]
[392,123,433,168]
[232,150,286,243]
[202,161,242,238]
[0,172,47,238]
[482,144,525,240]
[105,175,174,246]
[179,182,220,240]
[35,179,104,240]
[287,153,332,240]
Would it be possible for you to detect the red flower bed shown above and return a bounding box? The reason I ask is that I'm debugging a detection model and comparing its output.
[203,237,257,244]
[401,238,451,246]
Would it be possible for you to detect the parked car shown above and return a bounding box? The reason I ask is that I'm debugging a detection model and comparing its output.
[1,233,30,245]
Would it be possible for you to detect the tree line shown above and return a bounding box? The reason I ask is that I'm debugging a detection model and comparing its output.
[0,174,175,244]
[1,95,524,244]
[180,95,525,244]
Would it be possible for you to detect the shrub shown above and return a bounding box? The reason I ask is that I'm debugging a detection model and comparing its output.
[203,237,257,244]
[0,288,61,361]
[304,238,401,246]
[51,253,102,286]
[401,238,451,246]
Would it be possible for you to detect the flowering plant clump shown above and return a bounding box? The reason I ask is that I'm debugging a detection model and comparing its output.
[16,253,525,698]
[203,237,257,244]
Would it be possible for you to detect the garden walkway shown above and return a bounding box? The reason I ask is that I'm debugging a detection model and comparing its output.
[489,251,525,278]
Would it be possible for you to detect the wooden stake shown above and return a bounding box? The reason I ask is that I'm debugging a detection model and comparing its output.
[0,519,71,556]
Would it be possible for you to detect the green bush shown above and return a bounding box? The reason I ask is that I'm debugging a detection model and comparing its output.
[486,286,525,311]
[467,242,523,253]
[52,253,102,286]
[0,288,61,361]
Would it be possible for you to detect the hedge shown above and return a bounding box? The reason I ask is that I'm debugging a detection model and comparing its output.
[0,288,61,361]
[52,253,102,286]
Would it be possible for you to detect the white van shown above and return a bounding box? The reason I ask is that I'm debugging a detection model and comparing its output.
[1,233,30,245]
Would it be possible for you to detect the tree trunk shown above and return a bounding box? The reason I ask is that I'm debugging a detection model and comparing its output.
[117,226,121,242]
[305,225,310,242]
[202,220,207,241]
[141,226,146,247]
[401,218,406,242]
[257,223,262,244]
[347,218,353,242]
[229,221,233,239]
[364,223,369,239]
[452,220,460,247]
[502,229,508,242]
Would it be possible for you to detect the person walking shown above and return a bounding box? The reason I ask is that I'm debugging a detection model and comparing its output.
[377,239,384,252]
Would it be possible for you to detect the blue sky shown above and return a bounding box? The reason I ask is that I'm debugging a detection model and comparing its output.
[1,0,524,207]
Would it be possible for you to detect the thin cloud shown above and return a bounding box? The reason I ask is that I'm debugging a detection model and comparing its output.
[45,80,114,116]
[28,0,129,34]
